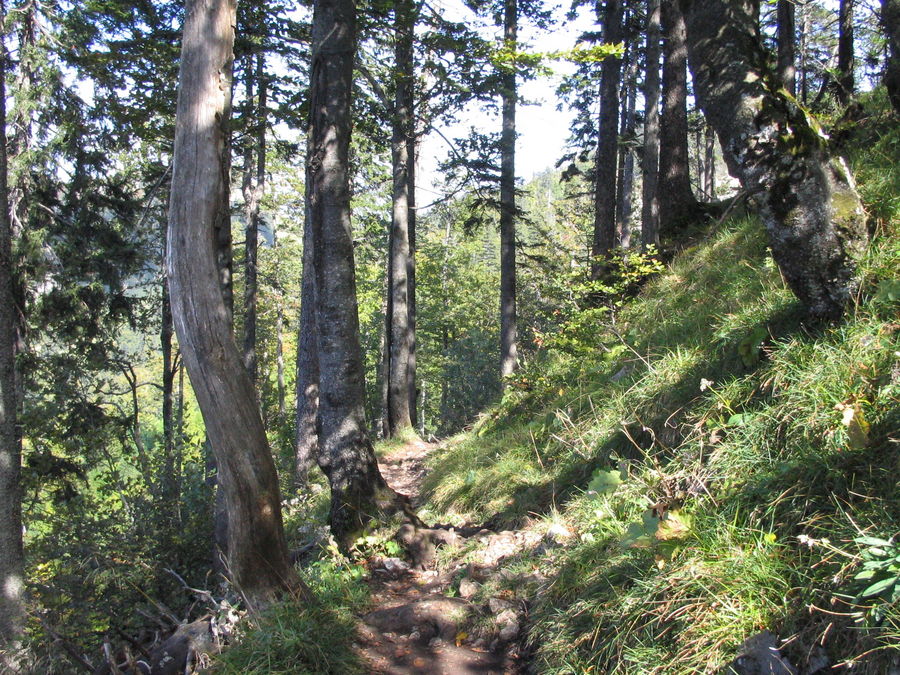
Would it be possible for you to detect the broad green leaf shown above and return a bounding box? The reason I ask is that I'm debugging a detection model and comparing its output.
[861,576,897,598]
[854,536,893,548]
[588,469,622,496]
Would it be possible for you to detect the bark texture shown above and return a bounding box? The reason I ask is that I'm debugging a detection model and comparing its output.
[642,0,662,250]
[777,0,796,95]
[659,0,698,236]
[167,0,301,604]
[591,0,624,275]
[308,0,396,543]
[499,0,518,378]
[883,0,900,113]
[385,0,415,435]
[837,0,855,104]
[681,0,868,319]
[294,192,319,485]
[0,0,24,656]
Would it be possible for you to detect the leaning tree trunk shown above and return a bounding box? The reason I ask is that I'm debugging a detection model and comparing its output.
[642,0,662,250]
[681,0,868,319]
[591,0,624,276]
[385,0,415,435]
[882,0,900,113]
[659,0,698,238]
[308,0,400,544]
[498,0,519,379]
[167,0,302,605]
[0,0,24,659]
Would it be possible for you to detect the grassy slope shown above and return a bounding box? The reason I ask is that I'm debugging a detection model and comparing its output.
[420,99,900,673]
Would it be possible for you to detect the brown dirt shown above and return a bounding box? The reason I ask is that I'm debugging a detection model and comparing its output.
[355,439,524,675]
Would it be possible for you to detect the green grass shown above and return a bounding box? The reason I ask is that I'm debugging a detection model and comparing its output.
[214,557,369,674]
[419,93,900,673]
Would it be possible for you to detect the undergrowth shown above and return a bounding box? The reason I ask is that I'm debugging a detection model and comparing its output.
[420,92,900,673]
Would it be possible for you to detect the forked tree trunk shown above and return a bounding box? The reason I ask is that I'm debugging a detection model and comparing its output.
[591,0,624,274]
[681,0,868,319]
[308,0,400,544]
[659,0,698,237]
[167,0,301,604]
[385,0,415,435]
[0,0,24,658]
[499,0,518,379]
[642,0,662,250]
[882,0,900,113]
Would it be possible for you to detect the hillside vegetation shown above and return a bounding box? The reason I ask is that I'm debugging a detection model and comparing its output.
[413,100,900,673]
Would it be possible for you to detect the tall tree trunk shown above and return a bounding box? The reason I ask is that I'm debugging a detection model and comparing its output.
[681,0,868,319]
[0,0,24,658]
[659,0,698,237]
[308,0,401,544]
[799,0,809,103]
[242,51,267,386]
[837,0,855,104]
[616,45,637,249]
[499,0,518,379]
[406,119,418,424]
[591,0,624,274]
[642,0,662,250]
[161,218,177,521]
[167,0,301,604]
[294,187,319,485]
[884,0,900,113]
[777,0,796,95]
[385,0,415,435]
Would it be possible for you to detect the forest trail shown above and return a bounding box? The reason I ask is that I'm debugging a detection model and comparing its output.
[355,438,531,675]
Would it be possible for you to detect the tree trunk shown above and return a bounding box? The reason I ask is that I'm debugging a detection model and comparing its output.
[242,52,267,386]
[616,45,637,249]
[167,0,301,604]
[161,218,177,521]
[0,0,24,657]
[777,0,796,95]
[591,0,624,274]
[704,123,715,198]
[294,186,319,485]
[642,0,662,251]
[308,0,399,544]
[659,0,698,237]
[837,0,854,104]
[385,0,415,435]
[406,117,418,425]
[681,0,868,319]
[499,0,518,379]
[884,0,900,113]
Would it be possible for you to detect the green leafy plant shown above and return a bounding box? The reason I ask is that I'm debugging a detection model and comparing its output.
[848,535,900,624]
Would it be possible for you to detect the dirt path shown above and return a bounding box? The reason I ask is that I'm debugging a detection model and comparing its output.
[355,439,527,675]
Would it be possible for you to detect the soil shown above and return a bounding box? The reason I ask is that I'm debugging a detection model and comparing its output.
[355,439,530,675]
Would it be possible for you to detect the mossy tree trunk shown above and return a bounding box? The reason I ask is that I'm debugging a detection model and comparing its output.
[499,0,518,379]
[681,0,868,319]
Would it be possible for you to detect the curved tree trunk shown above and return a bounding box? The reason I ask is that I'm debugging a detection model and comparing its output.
[642,0,662,250]
[681,0,868,319]
[167,0,301,605]
[591,0,624,275]
[0,0,24,658]
[659,0,698,237]
[308,0,399,544]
